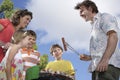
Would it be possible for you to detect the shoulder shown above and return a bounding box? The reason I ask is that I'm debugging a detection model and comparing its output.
[46,61,54,67]
[48,61,54,64]
[0,18,9,22]
[62,60,72,64]
[34,50,39,53]
[33,50,40,56]
[62,59,70,62]
[99,13,117,26]
[47,61,55,65]
[101,13,115,19]
[6,45,19,61]
[9,45,19,54]
[0,19,11,28]
[0,19,10,24]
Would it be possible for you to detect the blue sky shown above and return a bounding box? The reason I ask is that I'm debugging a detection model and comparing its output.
[1,0,120,80]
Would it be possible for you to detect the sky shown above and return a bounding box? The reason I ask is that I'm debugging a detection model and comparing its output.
[1,0,120,80]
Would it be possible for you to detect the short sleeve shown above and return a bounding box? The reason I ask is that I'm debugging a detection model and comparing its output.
[101,13,118,34]
[0,19,10,28]
[67,61,75,75]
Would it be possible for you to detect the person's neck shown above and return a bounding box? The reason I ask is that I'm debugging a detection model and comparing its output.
[14,25,21,31]
[56,57,62,60]
[27,47,32,49]
[14,44,22,49]
[91,12,97,21]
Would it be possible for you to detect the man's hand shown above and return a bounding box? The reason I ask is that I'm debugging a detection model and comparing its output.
[80,54,91,61]
[96,58,109,72]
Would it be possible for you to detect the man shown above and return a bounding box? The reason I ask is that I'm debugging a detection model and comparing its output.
[75,0,120,80]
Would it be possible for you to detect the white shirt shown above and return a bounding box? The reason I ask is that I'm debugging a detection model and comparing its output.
[88,12,120,72]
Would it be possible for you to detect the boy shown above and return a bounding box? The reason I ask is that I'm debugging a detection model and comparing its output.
[21,30,40,80]
[45,44,75,80]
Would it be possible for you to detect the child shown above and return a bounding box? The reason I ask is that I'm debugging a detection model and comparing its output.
[21,30,40,80]
[45,44,75,80]
[0,30,32,80]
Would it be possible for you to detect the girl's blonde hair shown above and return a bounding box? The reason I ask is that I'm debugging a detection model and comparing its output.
[11,30,28,44]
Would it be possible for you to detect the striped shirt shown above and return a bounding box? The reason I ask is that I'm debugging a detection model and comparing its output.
[20,48,40,76]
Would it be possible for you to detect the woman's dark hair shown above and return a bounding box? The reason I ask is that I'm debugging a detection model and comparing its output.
[11,9,33,26]
[75,0,98,13]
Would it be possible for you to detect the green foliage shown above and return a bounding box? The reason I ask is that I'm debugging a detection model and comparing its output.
[32,45,48,70]
[4,10,14,19]
[38,54,48,70]
[0,0,15,18]
[0,0,13,10]
[33,44,38,50]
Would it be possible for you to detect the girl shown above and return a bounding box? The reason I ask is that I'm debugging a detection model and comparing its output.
[0,30,31,80]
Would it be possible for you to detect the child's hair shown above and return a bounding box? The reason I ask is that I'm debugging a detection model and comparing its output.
[26,30,37,39]
[50,44,63,55]
[11,30,28,44]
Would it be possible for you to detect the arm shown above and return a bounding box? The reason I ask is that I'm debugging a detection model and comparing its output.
[96,30,118,72]
[0,24,4,31]
[0,24,12,49]
[0,41,12,50]
[0,40,5,47]
[68,61,76,80]
[0,24,5,47]
[6,46,18,80]
[0,20,12,49]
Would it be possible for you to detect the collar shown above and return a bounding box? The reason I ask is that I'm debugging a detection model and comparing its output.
[22,48,34,55]
[91,12,101,24]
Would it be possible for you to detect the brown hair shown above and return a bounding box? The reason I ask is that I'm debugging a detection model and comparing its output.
[75,0,98,13]
[50,44,63,55]
[11,30,28,44]
[11,9,33,26]
[27,30,37,39]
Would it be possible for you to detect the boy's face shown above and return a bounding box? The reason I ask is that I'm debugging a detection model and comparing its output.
[21,36,31,47]
[52,47,63,59]
[26,35,36,48]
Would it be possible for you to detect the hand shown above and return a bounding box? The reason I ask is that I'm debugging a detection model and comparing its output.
[4,42,12,49]
[96,59,109,72]
[2,42,12,53]
[80,54,91,61]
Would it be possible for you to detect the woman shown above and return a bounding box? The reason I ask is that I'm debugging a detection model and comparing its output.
[0,9,33,62]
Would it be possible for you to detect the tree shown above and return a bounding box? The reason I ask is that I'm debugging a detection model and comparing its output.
[0,0,14,18]
[38,54,48,70]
